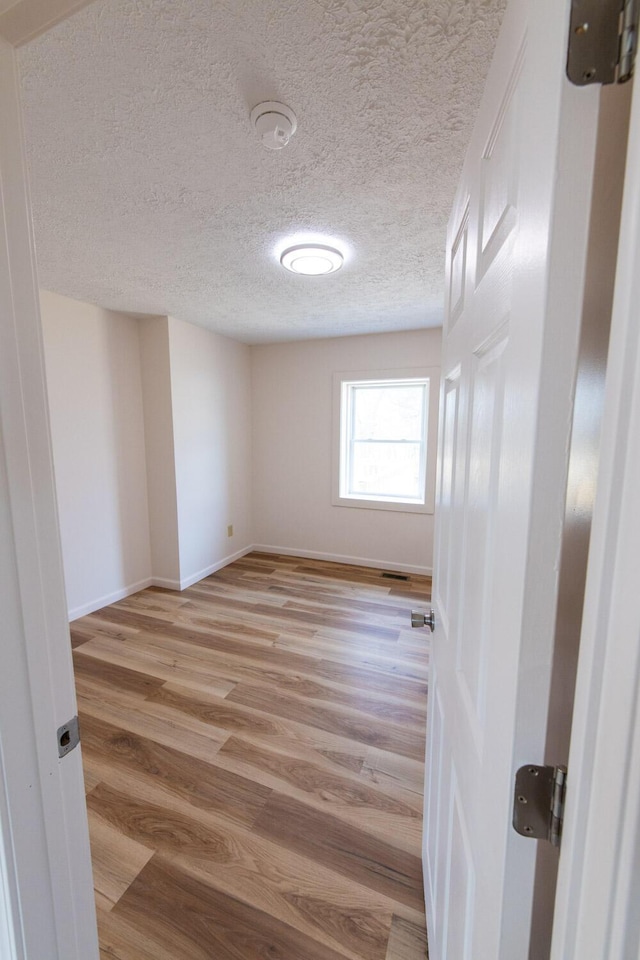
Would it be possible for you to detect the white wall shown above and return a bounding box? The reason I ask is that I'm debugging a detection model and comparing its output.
[43,296,439,617]
[138,316,180,587]
[168,316,253,587]
[40,291,151,618]
[42,298,254,613]
[251,328,442,574]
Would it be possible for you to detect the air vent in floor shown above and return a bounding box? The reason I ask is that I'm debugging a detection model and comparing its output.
[381,572,409,581]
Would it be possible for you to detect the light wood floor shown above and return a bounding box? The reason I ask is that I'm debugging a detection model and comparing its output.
[71,552,431,960]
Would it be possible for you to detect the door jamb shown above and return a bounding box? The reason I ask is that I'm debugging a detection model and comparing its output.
[0,3,103,958]
[551,69,640,959]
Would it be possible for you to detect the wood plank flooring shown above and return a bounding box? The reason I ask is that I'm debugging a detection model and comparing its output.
[71,552,431,960]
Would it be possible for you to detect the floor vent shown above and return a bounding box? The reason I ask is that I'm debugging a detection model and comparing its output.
[381,572,410,581]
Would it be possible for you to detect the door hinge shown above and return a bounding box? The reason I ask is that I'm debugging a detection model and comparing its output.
[567,0,638,85]
[512,764,567,847]
[57,715,80,758]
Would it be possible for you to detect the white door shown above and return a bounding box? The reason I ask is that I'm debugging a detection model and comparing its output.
[423,1,603,956]
[0,35,99,960]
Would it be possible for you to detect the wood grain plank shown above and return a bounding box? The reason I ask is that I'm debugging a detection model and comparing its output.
[83,764,102,795]
[114,597,281,648]
[87,780,395,960]
[76,682,232,764]
[385,914,429,960]
[253,793,425,912]
[220,735,419,819]
[137,682,424,813]
[114,855,359,960]
[226,683,425,759]
[273,631,429,681]
[83,624,426,708]
[269,584,413,618]
[79,714,271,828]
[147,682,367,766]
[86,766,426,927]
[363,748,426,798]
[215,735,422,853]
[70,622,96,648]
[251,602,403,639]
[239,670,427,725]
[73,649,165,698]
[76,637,239,698]
[97,909,181,960]
[87,811,154,911]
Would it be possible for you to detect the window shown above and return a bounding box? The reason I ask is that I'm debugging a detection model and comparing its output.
[333,368,439,514]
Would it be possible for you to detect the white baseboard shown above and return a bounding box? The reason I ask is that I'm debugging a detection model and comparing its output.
[252,544,432,577]
[150,576,182,591]
[68,577,153,621]
[68,544,429,621]
[177,545,255,590]
[67,546,255,620]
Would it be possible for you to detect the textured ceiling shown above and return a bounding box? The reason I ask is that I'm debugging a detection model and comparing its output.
[19,0,505,344]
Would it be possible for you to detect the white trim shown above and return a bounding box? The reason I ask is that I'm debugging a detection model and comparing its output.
[0,34,98,960]
[150,576,183,591]
[68,577,154,621]
[332,494,432,515]
[551,69,640,960]
[178,545,255,589]
[253,543,432,577]
[0,750,20,960]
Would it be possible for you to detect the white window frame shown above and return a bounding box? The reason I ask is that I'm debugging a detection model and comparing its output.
[332,367,440,514]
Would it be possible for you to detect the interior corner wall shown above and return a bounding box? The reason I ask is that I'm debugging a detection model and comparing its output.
[138,316,181,587]
[167,316,253,587]
[40,290,152,619]
[42,288,436,618]
[250,328,442,574]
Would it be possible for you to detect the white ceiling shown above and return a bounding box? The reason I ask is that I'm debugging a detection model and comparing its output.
[19,0,505,344]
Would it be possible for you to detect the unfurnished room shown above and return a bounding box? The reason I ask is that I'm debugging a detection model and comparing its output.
[1,2,640,960]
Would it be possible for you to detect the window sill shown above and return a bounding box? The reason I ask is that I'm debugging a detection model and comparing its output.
[332,494,433,515]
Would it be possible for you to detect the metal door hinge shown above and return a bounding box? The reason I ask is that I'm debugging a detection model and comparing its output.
[57,716,80,758]
[567,0,638,85]
[512,764,567,847]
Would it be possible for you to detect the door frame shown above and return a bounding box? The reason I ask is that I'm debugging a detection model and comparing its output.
[550,72,640,960]
[0,3,101,958]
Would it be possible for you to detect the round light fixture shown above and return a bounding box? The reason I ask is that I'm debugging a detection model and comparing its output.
[280,244,344,276]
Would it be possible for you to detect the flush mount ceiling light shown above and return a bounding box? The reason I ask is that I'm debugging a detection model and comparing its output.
[280,244,344,276]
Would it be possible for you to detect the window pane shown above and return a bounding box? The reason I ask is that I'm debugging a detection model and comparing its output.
[352,384,425,441]
[349,441,422,499]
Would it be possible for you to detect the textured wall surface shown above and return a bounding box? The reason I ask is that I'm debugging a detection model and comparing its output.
[19,0,505,343]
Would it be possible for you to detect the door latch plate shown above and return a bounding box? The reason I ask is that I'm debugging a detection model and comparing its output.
[57,715,80,758]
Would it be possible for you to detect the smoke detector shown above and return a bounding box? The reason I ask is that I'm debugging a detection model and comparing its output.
[250,101,297,150]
